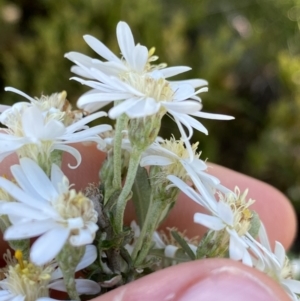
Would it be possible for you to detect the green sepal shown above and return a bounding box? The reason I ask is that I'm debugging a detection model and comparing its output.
[248,210,261,238]
[196,230,215,259]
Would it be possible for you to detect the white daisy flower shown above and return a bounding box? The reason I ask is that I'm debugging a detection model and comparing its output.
[249,224,300,301]
[140,136,230,195]
[0,158,99,266]
[70,59,232,129]
[4,87,84,127]
[0,88,112,170]
[168,176,254,266]
[65,21,193,82]
[193,200,253,266]
[0,245,100,301]
[64,21,233,155]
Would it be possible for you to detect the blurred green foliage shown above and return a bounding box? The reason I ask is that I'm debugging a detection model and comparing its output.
[1,1,300,244]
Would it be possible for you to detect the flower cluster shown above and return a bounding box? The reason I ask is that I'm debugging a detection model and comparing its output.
[0,21,298,301]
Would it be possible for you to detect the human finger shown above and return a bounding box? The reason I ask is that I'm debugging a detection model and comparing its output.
[93,259,291,301]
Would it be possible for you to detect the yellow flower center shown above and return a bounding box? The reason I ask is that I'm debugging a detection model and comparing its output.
[154,137,201,183]
[121,73,174,104]
[53,189,98,224]
[3,250,53,301]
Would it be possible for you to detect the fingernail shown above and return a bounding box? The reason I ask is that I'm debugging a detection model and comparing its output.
[178,266,280,301]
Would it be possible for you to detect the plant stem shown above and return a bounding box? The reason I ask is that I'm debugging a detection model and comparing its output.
[132,201,164,265]
[115,148,142,233]
[56,244,84,301]
[113,113,127,190]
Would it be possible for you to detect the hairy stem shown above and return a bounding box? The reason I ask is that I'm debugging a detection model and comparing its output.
[115,149,142,233]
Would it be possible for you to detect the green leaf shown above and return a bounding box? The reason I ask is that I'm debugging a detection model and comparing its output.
[171,231,196,260]
[131,166,152,227]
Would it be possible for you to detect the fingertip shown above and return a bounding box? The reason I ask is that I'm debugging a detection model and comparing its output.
[94,259,290,301]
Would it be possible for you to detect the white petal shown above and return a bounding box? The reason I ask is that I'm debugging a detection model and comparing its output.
[152,232,166,248]
[50,164,67,193]
[167,175,215,211]
[258,222,272,252]
[75,279,101,295]
[30,227,69,265]
[188,244,197,255]
[217,201,234,226]
[173,112,209,136]
[51,245,97,281]
[172,112,195,142]
[49,279,100,295]
[1,202,52,222]
[108,97,142,119]
[163,101,201,113]
[0,177,52,210]
[65,51,95,66]
[165,245,179,258]
[229,231,247,261]
[4,219,57,239]
[83,35,121,63]
[19,158,58,200]
[180,164,218,211]
[160,66,191,78]
[85,221,99,234]
[47,279,66,291]
[21,106,44,139]
[183,158,207,171]
[172,84,195,101]
[10,165,48,201]
[282,279,300,294]
[123,97,160,118]
[196,170,221,186]
[0,104,11,112]
[61,125,111,142]
[5,86,36,102]
[76,245,97,271]
[0,291,18,301]
[8,295,24,301]
[194,212,225,230]
[192,111,234,120]
[41,120,65,139]
[274,241,286,267]
[69,229,94,246]
[52,144,81,169]
[71,65,95,79]
[0,135,28,154]
[140,155,173,167]
[132,44,148,73]
[170,79,208,88]
[65,111,107,134]
[117,21,135,67]
[77,91,124,108]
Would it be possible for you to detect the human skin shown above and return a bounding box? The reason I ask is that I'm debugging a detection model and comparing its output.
[0,143,297,301]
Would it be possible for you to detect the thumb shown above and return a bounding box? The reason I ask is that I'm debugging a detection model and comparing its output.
[94,259,290,301]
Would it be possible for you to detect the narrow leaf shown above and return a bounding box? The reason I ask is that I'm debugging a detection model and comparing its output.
[171,231,196,260]
[131,166,152,227]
